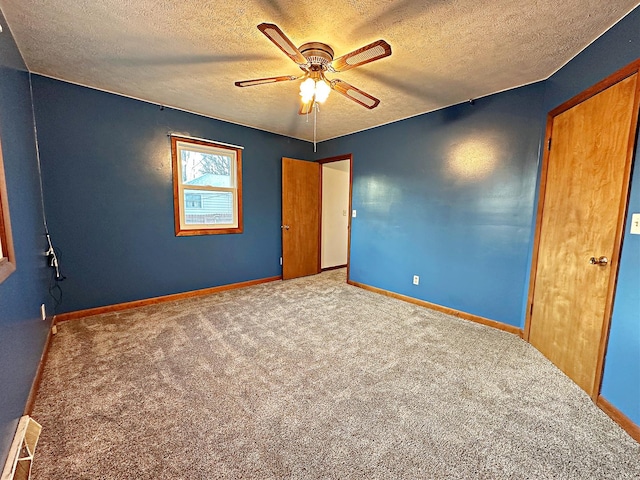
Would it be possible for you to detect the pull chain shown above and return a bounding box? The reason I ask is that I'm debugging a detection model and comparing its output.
[313,103,318,153]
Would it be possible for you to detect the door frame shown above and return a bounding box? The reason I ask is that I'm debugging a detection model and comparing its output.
[524,58,640,400]
[317,154,353,280]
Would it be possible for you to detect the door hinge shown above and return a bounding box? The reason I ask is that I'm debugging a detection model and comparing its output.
[547,138,552,151]
[530,302,534,316]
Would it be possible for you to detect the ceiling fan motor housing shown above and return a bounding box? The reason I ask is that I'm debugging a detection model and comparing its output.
[299,42,334,69]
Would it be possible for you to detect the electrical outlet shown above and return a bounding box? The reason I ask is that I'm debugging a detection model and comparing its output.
[40,304,46,321]
[413,275,420,285]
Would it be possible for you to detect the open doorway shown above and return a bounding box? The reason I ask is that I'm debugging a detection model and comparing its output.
[319,155,352,272]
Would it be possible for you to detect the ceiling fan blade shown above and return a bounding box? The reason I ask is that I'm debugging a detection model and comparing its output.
[330,79,381,109]
[235,75,300,87]
[331,40,392,72]
[299,99,315,115]
[257,23,308,66]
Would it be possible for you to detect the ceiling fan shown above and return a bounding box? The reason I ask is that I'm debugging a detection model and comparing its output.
[235,23,392,114]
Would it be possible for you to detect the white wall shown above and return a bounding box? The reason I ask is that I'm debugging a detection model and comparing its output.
[321,161,350,269]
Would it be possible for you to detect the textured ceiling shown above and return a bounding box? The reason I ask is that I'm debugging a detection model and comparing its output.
[0,1,638,142]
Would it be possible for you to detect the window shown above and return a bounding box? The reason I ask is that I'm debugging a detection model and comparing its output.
[0,139,16,284]
[171,136,243,235]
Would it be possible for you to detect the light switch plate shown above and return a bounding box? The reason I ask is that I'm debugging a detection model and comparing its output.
[631,213,640,235]
[352,210,357,218]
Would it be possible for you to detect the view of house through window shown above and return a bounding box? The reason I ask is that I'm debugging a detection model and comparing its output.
[171,136,243,235]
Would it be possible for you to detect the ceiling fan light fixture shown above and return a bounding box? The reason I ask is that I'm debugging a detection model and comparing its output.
[300,77,331,105]
[237,23,391,113]
[314,79,331,103]
[300,77,316,103]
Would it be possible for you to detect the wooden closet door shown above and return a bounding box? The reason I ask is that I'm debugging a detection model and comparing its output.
[282,157,320,280]
[528,73,638,396]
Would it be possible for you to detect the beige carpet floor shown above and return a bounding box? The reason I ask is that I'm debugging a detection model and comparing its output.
[31,269,640,479]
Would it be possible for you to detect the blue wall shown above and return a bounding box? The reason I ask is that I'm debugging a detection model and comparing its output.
[319,5,640,425]
[603,152,640,426]
[541,7,640,426]
[33,76,312,313]
[317,84,545,328]
[0,13,52,468]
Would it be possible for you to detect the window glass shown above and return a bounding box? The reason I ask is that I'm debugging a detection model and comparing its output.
[183,190,233,225]
[181,149,233,188]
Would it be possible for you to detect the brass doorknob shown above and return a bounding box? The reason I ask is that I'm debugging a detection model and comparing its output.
[281,225,290,230]
[589,256,608,266]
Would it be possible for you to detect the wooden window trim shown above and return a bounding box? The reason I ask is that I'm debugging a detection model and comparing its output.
[0,140,16,284]
[171,136,243,236]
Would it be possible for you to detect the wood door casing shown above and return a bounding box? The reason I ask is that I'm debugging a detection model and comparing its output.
[528,73,639,396]
[282,157,320,280]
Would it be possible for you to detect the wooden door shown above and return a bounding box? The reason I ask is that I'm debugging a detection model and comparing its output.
[282,157,320,280]
[528,72,639,396]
